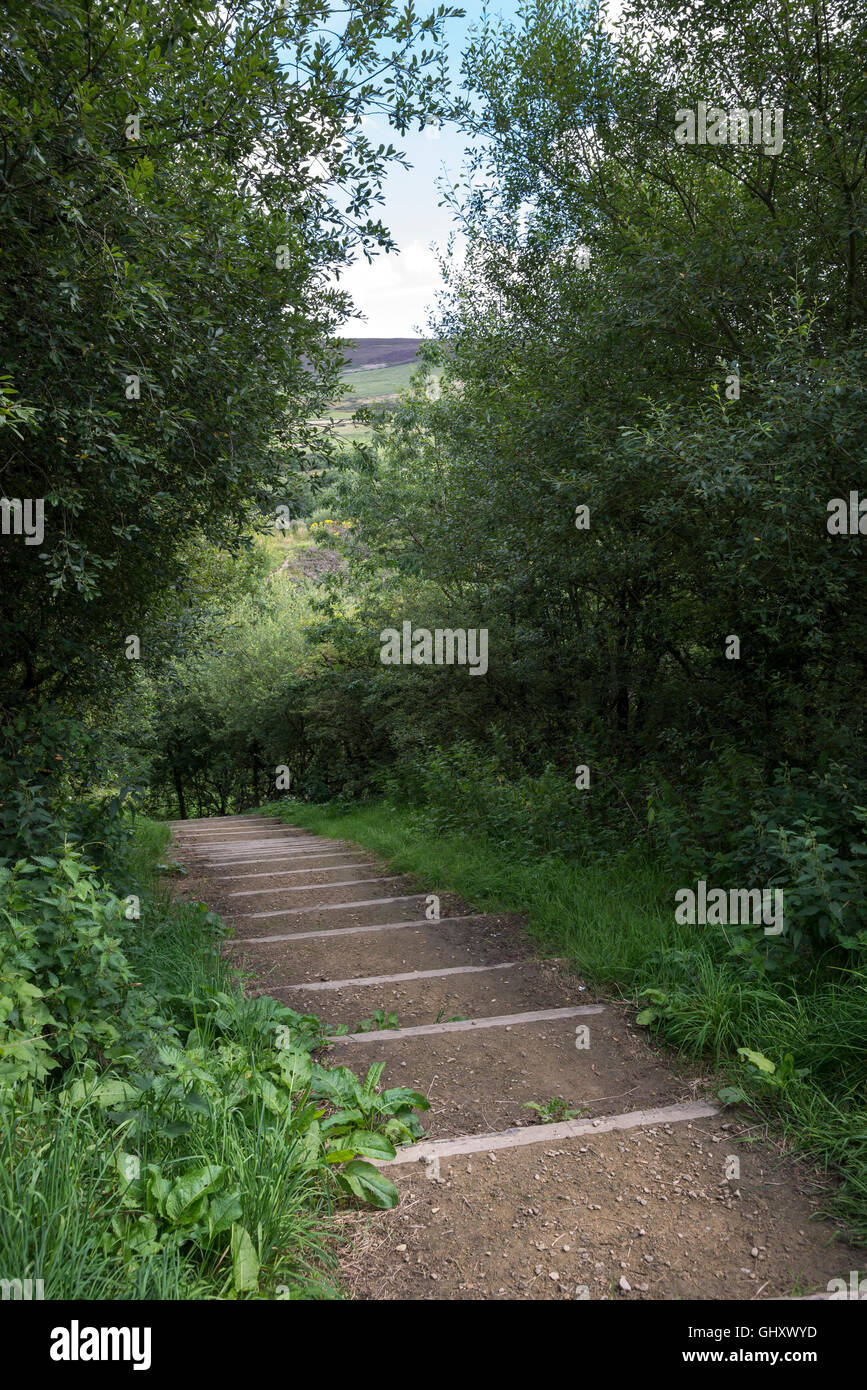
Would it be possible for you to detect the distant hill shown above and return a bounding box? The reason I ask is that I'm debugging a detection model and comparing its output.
[339,338,425,371]
[320,338,435,441]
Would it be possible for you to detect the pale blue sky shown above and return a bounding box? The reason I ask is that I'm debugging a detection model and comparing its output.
[341,1,520,337]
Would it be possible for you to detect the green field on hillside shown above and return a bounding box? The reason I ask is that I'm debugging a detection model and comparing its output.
[320,359,435,442]
[341,360,419,398]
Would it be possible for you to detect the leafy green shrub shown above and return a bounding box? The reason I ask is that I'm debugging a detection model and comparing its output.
[649,757,867,971]
[0,850,150,1089]
[382,739,643,863]
[0,709,142,870]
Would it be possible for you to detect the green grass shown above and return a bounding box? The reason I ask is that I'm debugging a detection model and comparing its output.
[127,814,170,878]
[340,361,422,399]
[0,1091,215,1299]
[258,796,867,1244]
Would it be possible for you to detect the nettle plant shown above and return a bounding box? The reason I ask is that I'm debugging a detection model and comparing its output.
[719,773,867,969]
[652,757,867,971]
[0,850,151,1089]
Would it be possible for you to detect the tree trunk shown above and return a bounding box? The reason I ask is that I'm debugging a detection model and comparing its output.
[173,767,187,820]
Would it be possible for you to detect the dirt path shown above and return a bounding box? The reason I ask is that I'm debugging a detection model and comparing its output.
[170,814,861,1301]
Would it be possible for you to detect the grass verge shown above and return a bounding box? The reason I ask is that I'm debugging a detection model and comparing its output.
[0,814,427,1299]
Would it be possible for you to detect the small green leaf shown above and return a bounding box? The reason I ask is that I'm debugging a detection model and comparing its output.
[717,1086,748,1105]
[231,1224,260,1292]
[208,1190,243,1238]
[339,1160,400,1209]
[183,1088,211,1117]
[165,1164,224,1222]
[737,1047,776,1074]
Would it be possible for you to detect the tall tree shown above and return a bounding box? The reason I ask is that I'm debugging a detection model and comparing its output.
[0,0,459,706]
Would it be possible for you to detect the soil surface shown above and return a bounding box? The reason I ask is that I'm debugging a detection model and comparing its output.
[339,1118,853,1300]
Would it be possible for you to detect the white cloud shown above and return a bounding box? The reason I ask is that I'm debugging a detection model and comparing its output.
[339,238,452,337]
